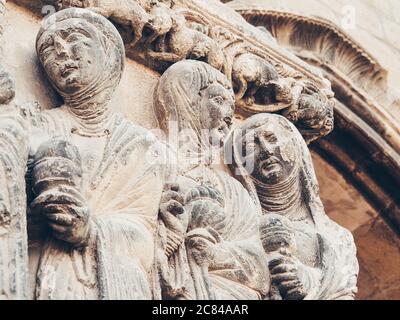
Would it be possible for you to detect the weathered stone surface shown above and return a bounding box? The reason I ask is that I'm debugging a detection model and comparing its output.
[230,113,358,299]
[0,0,398,301]
[153,60,269,300]
[24,7,168,299]
[312,152,400,300]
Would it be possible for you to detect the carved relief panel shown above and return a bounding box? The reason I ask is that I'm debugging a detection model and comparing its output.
[0,0,359,300]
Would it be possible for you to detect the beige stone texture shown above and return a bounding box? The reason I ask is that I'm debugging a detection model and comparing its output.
[312,151,400,300]
[0,0,397,300]
[229,0,400,118]
[2,3,159,129]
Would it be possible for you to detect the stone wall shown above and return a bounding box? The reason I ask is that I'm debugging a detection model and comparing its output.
[313,152,400,300]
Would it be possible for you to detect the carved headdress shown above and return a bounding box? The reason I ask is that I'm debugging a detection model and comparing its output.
[154,60,234,169]
[228,113,326,226]
[36,8,125,107]
[154,60,232,135]
[228,114,359,299]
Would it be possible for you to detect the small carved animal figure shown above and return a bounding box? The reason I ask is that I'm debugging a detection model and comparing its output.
[146,8,226,71]
[281,82,334,143]
[45,0,159,46]
[232,53,293,108]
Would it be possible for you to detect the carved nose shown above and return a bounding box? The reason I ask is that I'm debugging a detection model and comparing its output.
[54,37,70,57]
[259,136,273,157]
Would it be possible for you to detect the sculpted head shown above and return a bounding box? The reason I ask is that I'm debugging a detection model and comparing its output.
[36,8,125,98]
[238,114,299,185]
[200,82,235,145]
[154,60,235,147]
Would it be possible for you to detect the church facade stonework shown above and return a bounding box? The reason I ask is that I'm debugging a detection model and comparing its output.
[0,0,397,300]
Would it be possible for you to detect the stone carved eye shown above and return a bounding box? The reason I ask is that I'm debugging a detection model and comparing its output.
[39,36,54,58]
[263,132,277,143]
[66,32,91,46]
[66,33,80,42]
[243,135,257,152]
[211,96,224,105]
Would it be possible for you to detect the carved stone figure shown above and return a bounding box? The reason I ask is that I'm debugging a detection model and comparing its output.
[231,53,334,144]
[44,0,157,46]
[153,60,269,300]
[281,82,334,144]
[0,0,368,300]
[232,53,293,112]
[23,8,168,299]
[144,9,226,71]
[229,113,359,299]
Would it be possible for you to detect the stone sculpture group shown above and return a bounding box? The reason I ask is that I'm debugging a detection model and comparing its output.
[0,3,358,300]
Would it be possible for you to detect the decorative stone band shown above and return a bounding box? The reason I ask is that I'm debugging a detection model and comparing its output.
[233,7,400,150]
[10,0,336,143]
[235,8,387,94]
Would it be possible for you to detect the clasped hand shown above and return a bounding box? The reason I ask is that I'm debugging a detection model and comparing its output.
[31,185,91,247]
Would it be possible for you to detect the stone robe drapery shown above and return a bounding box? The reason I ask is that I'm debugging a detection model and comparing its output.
[0,107,29,300]
[152,60,269,300]
[179,164,269,300]
[230,113,359,300]
[27,106,167,299]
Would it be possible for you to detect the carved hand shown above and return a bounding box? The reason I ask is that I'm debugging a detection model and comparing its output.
[268,254,307,300]
[186,229,219,267]
[31,185,92,247]
[186,185,226,233]
[159,183,186,257]
[160,183,186,217]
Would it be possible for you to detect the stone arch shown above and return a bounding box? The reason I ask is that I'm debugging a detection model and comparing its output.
[231,5,400,299]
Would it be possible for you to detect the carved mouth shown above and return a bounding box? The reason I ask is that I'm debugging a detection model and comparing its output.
[260,157,281,173]
[61,64,78,78]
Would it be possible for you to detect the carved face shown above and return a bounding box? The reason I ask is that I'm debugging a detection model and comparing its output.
[37,19,106,95]
[199,83,235,146]
[242,118,297,185]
